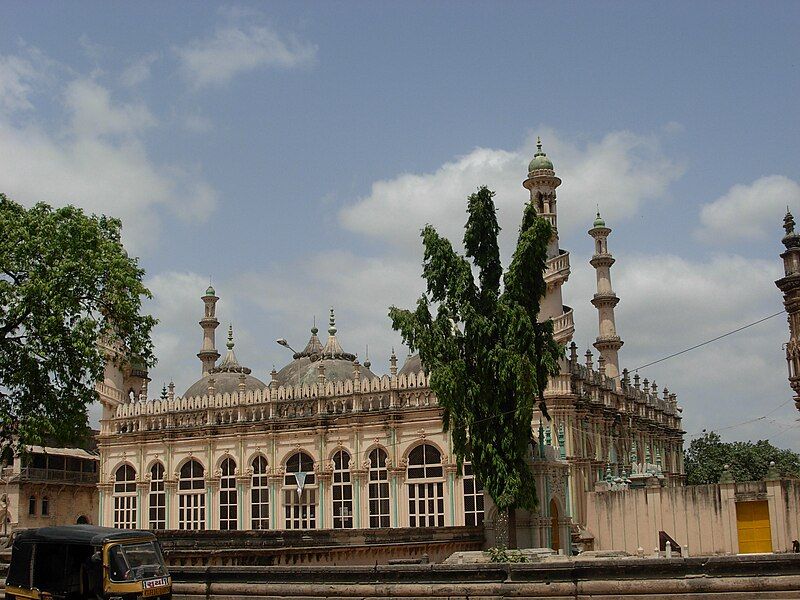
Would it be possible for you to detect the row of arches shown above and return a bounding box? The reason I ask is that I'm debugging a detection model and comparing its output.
[111,444,484,531]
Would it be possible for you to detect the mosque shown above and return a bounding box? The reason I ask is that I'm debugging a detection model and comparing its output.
[95,141,685,553]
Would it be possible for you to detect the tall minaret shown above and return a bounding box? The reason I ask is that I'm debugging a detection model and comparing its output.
[197,285,220,375]
[775,210,800,412]
[589,211,623,379]
[523,137,573,343]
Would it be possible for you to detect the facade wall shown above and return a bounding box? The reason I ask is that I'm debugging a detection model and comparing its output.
[98,392,491,532]
[4,482,97,531]
[586,479,800,555]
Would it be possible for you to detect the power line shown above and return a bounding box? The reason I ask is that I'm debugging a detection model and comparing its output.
[628,310,785,373]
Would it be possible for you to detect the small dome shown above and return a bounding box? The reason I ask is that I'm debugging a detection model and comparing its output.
[183,325,265,397]
[528,137,554,172]
[398,353,424,377]
[183,372,266,398]
[593,211,606,227]
[205,284,216,296]
[275,309,378,387]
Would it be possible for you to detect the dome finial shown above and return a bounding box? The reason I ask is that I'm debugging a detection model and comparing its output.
[227,324,234,350]
[364,344,371,370]
[328,307,337,336]
[593,206,606,228]
[311,315,318,336]
[528,135,554,172]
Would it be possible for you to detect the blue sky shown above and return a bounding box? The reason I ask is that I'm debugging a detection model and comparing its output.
[2,2,800,449]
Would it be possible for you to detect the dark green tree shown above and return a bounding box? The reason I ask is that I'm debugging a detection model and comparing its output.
[685,431,800,484]
[389,186,562,516]
[0,194,156,452]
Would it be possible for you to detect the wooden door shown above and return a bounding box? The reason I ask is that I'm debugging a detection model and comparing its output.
[736,500,772,554]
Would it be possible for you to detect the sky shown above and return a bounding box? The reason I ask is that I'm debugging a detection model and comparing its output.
[2,1,800,450]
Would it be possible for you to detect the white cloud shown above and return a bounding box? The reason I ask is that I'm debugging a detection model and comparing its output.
[119,52,159,88]
[340,130,682,261]
[0,53,41,112]
[65,78,156,137]
[0,57,216,254]
[175,24,317,88]
[697,175,800,243]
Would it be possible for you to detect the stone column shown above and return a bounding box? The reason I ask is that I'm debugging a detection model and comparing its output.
[136,480,149,529]
[388,463,405,528]
[164,479,177,529]
[98,482,112,527]
[236,471,251,530]
[206,476,219,530]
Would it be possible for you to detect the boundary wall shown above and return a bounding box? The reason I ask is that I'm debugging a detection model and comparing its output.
[168,554,800,599]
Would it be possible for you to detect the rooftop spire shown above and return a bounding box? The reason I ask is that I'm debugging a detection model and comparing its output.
[226,324,234,350]
[328,307,337,336]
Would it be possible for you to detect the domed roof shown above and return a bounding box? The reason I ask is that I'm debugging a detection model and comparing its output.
[398,353,424,376]
[593,210,606,228]
[204,284,216,296]
[528,137,554,172]
[183,326,266,398]
[275,310,378,387]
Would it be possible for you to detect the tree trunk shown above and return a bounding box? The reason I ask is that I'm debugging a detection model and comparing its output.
[494,507,518,549]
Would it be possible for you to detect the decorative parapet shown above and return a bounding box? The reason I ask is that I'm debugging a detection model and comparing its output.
[105,370,434,435]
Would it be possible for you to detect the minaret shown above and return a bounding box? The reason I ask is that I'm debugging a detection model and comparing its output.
[589,211,623,379]
[775,210,800,412]
[197,285,220,375]
[523,137,573,343]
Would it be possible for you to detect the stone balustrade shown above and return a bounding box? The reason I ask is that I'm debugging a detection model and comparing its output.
[104,370,435,434]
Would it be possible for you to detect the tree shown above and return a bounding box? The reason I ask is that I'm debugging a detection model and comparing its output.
[0,194,156,452]
[389,186,562,520]
[685,431,800,484]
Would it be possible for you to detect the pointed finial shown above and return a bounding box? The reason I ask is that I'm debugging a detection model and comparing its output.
[536,136,542,152]
[364,345,371,370]
[328,307,337,336]
[227,324,234,350]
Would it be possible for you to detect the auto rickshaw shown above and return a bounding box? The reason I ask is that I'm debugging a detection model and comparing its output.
[4,525,171,600]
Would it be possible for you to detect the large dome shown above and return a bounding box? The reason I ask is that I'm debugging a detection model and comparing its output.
[398,353,423,376]
[275,311,378,387]
[183,326,266,398]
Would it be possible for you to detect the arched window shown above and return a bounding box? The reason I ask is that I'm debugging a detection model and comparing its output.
[368,448,390,528]
[113,464,137,529]
[332,450,353,529]
[28,495,36,516]
[251,456,270,530]
[283,452,315,530]
[178,459,205,530]
[219,458,237,530]
[148,462,165,530]
[406,444,444,527]
[41,496,50,517]
[462,462,484,526]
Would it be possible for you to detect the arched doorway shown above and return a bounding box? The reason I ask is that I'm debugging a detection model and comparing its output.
[550,498,560,551]
[76,515,89,524]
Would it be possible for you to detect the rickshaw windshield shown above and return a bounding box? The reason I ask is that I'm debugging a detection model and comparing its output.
[108,541,168,582]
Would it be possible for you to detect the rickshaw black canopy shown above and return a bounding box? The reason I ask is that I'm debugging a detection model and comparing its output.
[14,524,154,546]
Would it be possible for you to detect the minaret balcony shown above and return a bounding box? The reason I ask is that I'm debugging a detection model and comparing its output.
[545,250,570,286]
[552,305,574,344]
[589,254,615,269]
[593,336,623,352]
[591,293,620,308]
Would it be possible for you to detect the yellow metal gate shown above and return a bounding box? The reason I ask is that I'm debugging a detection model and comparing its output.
[736,500,772,554]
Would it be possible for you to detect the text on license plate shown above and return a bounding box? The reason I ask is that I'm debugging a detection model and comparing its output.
[143,577,169,595]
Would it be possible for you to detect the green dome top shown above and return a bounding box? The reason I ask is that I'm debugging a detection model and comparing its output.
[205,284,216,296]
[528,137,554,172]
[593,211,606,227]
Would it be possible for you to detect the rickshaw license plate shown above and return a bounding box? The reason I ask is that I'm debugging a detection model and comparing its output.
[142,577,169,596]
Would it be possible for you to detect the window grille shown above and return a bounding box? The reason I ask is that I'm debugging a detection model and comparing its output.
[368,448,390,528]
[113,464,137,529]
